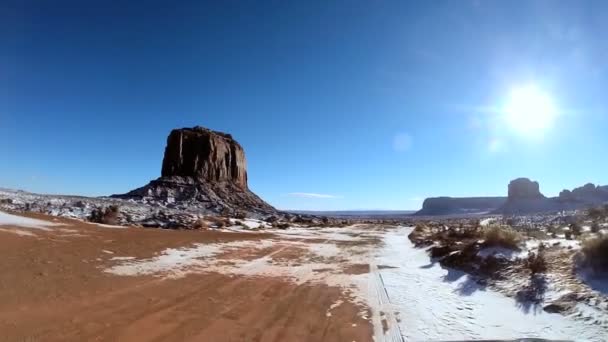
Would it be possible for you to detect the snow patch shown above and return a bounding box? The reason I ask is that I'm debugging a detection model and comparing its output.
[378,227,608,341]
[0,211,60,230]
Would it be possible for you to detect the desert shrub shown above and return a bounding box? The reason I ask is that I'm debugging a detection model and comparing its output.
[0,198,13,204]
[526,249,547,274]
[205,216,228,228]
[234,211,247,220]
[564,230,572,240]
[570,223,582,236]
[588,207,604,221]
[591,222,601,233]
[89,205,120,225]
[482,225,522,250]
[273,222,290,229]
[192,219,208,229]
[580,235,608,272]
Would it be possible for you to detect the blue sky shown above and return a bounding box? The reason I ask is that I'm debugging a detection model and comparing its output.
[1,0,608,210]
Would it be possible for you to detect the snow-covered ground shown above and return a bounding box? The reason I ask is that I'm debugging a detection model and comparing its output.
[0,211,60,230]
[377,227,607,341]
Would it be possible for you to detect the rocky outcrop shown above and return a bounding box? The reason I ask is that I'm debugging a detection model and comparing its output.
[414,197,506,216]
[161,127,247,188]
[507,178,544,200]
[416,177,608,216]
[558,183,608,204]
[498,178,553,214]
[113,126,275,216]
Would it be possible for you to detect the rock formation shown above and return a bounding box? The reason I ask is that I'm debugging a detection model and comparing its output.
[113,126,275,216]
[558,183,608,204]
[497,178,553,214]
[415,177,608,216]
[414,197,506,216]
[507,178,544,200]
[161,127,247,188]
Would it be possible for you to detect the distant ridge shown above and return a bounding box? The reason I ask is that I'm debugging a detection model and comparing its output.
[414,178,608,216]
[288,210,415,219]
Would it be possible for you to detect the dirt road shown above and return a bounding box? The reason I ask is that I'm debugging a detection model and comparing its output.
[0,211,379,342]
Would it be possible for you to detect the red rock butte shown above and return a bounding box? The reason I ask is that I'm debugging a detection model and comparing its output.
[161,126,248,189]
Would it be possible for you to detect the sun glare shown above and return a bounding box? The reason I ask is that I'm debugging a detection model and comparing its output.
[503,84,557,139]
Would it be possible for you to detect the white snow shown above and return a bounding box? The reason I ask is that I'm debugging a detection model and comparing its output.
[480,217,496,226]
[228,218,269,229]
[92,223,128,229]
[103,224,608,341]
[0,211,60,230]
[526,239,581,250]
[377,227,607,341]
[477,246,527,260]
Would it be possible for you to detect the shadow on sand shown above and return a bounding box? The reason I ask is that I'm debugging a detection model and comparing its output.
[515,274,547,315]
[440,266,487,296]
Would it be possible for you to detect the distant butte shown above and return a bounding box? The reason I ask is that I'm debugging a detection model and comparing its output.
[113,126,275,215]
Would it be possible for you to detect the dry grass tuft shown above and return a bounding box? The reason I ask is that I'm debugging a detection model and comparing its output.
[580,235,608,272]
[526,248,547,274]
[192,218,209,229]
[482,225,522,250]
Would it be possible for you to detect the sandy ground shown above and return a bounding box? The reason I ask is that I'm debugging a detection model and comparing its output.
[0,211,374,342]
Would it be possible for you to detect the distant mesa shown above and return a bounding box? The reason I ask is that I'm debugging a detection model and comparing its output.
[498,177,552,214]
[113,126,275,215]
[414,197,506,216]
[415,177,608,216]
[507,178,544,200]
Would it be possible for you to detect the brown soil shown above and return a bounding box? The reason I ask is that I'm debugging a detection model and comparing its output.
[342,264,371,275]
[0,212,372,342]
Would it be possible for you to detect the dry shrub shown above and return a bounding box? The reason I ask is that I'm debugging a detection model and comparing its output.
[482,225,521,250]
[570,223,582,236]
[89,205,120,225]
[526,249,547,274]
[591,222,601,233]
[205,216,229,228]
[580,235,608,272]
[588,207,604,220]
[192,219,209,229]
[273,222,290,229]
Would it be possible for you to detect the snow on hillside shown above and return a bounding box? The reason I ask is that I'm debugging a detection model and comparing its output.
[377,227,607,341]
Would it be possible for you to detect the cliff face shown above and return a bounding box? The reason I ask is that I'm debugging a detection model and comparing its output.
[498,178,552,214]
[113,126,275,215]
[507,178,545,199]
[161,127,247,188]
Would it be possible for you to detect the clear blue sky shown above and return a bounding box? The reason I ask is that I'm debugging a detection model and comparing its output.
[1,0,608,210]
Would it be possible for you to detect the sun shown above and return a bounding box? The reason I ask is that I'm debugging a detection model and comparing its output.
[503,84,557,138]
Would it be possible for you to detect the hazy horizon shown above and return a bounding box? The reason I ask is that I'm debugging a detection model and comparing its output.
[2,1,608,211]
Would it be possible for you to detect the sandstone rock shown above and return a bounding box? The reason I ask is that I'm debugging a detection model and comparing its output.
[113,126,275,216]
[507,178,544,199]
[161,126,247,188]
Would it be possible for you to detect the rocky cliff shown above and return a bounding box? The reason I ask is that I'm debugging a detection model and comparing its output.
[113,126,275,215]
[161,127,248,188]
[498,178,552,214]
